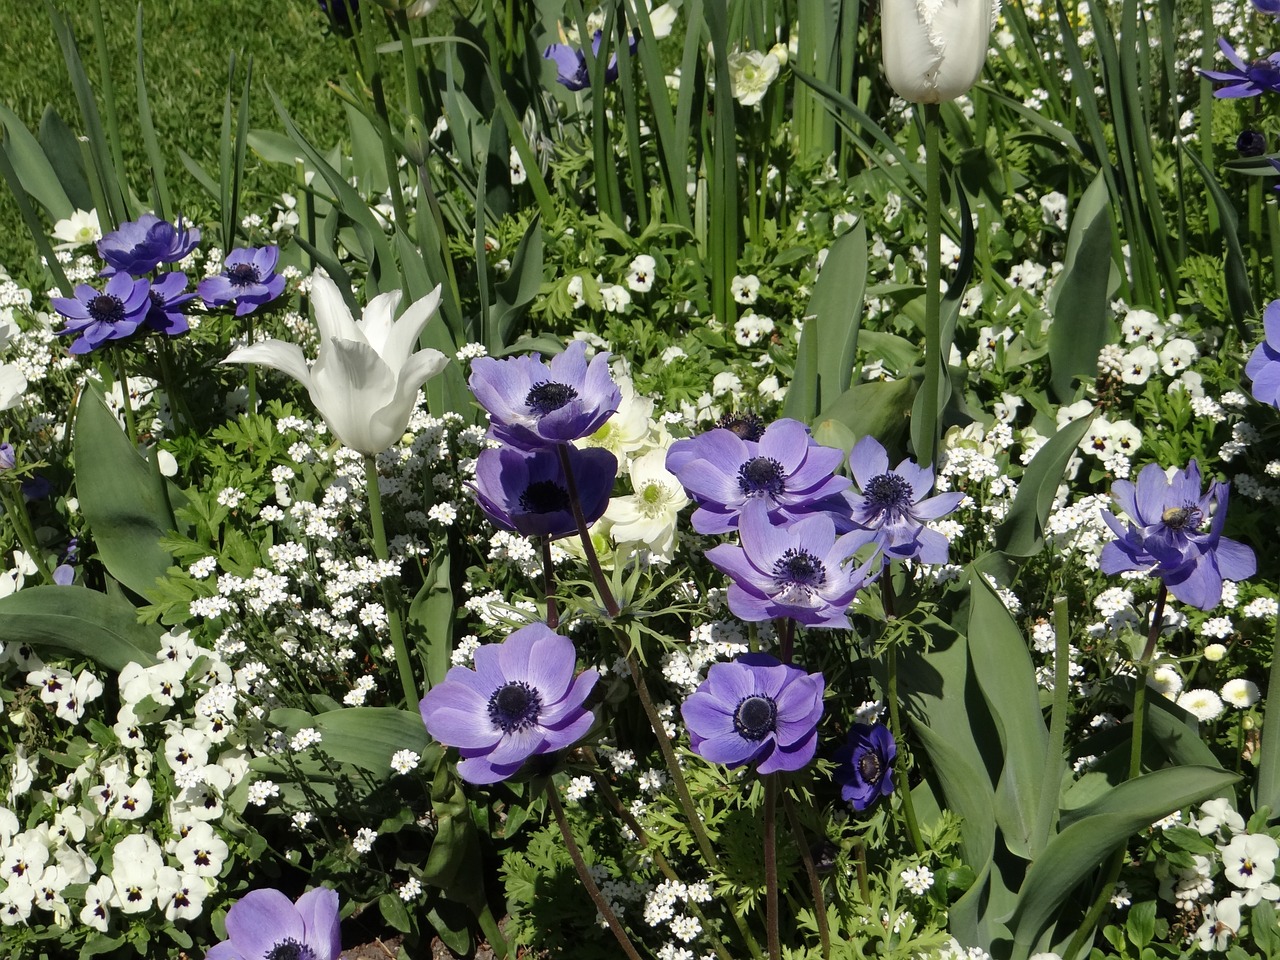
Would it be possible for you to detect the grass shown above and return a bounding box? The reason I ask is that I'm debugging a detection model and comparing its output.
[0,0,355,273]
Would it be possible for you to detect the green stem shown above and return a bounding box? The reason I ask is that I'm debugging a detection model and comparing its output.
[541,536,559,629]
[557,443,620,617]
[881,574,924,853]
[364,455,417,705]
[919,101,943,468]
[850,836,870,903]
[112,348,138,445]
[546,784,644,960]
[0,485,56,585]
[764,775,780,960]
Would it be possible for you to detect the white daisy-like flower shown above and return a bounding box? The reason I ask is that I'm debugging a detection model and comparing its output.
[1176,689,1225,722]
[1221,678,1260,709]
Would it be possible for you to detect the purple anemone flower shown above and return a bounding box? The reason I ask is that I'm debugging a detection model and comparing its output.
[0,444,14,470]
[51,274,152,354]
[1201,38,1280,98]
[420,623,599,784]
[706,501,878,627]
[1252,0,1280,17]
[543,31,622,91]
[198,246,286,317]
[845,435,964,565]
[681,653,824,774]
[206,886,341,960]
[833,723,896,811]
[468,340,621,450]
[473,444,617,539]
[1246,298,1280,408]
[98,214,200,277]
[145,272,194,337]
[666,418,851,535]
[1099,460,1256,610]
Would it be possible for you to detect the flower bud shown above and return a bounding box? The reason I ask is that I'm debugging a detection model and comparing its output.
[1204,642,1228,662]
[881,0,994,104]
[1238,129,1268,157]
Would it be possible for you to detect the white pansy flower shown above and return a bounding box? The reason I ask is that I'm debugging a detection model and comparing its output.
[1220,833,1280,905]
[626,254,657,293]
[109,834,164,914]
[1195,895,1243,952]
[1120,345,1158,385]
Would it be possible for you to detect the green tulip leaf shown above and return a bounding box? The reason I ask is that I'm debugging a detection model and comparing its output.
[0,585,162,670]
[995,412,1095,557]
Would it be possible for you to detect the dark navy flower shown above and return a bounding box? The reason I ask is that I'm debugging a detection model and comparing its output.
[1201,38,1280,98]
[206,886,341,960]
[707,501,877,627]
[473,444,617,539]
[1100,460,1256,610]
[1238,129,1268,157]
[1246,298,1280,408]
[145,272,194,337]
[468,340,621,450]
[544,31,622,91]
[667,418,851,534]
[198,246,286,317]
[51,274,152,354]
[98,214,200,277]
[420,623,599,784]
[833,723,896,811]
[680,653,824,774]
[317,0,357,33]
[845,435,964,564]
[1252,0,1280,16]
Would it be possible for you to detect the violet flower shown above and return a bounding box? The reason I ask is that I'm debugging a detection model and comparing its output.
[706,501,877,627]
[0,444,14,470]
[681,653,825,774]
[198,246,286,317]
[544,31,623,91]
[468,340,621,450]
[833,723,896,811]
[420,623,599,784]
[206,886,341,960]
[1100,460,1256,610]
[1201,38,1280,98]
[473,444,617,539]
[98,214,200,277]
[51,274,152,354]
[666,417,851,534]
[1246,298,1280,408]
[144,272,194,337]
[845,435,964,564]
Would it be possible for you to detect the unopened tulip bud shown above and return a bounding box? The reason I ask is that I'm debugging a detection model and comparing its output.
[881,0,995,104]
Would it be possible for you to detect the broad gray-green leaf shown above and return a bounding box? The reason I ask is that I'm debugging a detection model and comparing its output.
[0,103,73,220]
[264,706,436,778]
[995,412,1094,557]
[0,586,161,670]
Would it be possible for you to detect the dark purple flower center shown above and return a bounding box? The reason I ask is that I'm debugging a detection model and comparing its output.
[266,940,316,960]
[519,480,572,514]
[772,548,827,588]
[227,263,261,288]
[148,289,165,309]
[738,456,785,497]
[88,294,125,325]
[716,412,766,441]
[488,680,543,733]
[863,473,913,514]
[857,749,883,784]
[525,380,578,416]
[1161,501,1203,531]
[733,694,777,741]
[1249,60,1280,87]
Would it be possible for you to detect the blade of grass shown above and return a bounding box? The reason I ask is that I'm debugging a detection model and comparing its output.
[133,5,171,220]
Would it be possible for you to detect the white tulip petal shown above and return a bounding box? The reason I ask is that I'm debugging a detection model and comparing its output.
[222,340,313,388]
[310,339,398,454]
[359,289,404,357]
[0,364,27,411]
[311,273,364,346]
[383,284,444,364]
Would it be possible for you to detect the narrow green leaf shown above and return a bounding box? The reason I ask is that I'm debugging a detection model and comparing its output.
[1254,612,1280,818]
[0,104,72,220]
[0,585,162,670]
[803,223,868,418]
[134,5,171,218]
[408,550,455,689]
[1184,146,1255,337]
[967,569,1051,860]
[995,412,1095,556]
[1046,171,1115,402]
[491,215,544,349]
[39,107,93,211]
[379,893,413,934]
[73,388,176,601]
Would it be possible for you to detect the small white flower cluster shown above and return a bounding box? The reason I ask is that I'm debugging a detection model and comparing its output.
[899,865,934,895]
[642,877,712,946]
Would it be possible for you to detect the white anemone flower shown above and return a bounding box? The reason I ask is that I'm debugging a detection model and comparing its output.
[51,208,101,250]
[224,273,446,456]
[881,0,995,104]
[604,448,689,562]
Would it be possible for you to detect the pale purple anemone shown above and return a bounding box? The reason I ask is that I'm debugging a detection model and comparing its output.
[681,653,824,774]
[206,886,341,960]
[544,31,623,91]
[51,274,152,354]
[1246,298,1280,408]
[845,435,964,565]
[473,444,617,539]
[198,246,286,316]
[707,501,878,627]
[1201,38,1280,98]
[468,340,621,451]
[666,418,851,534]
[98,214,200,277]
[1100,460,1256,610]
[420,623,598,784]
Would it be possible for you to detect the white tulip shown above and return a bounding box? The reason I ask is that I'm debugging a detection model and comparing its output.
[224,274,447,456]
[881,0,995,104]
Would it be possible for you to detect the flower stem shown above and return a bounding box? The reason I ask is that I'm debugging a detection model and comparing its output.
[545,782,644,960]
[764,775,780,960]
[918,101,943,469]
[882,573,924,856]
[557,443,620,617]
[364,454,417,706]
[541,536,559,630]
[0,484,55,585]
[778,617,795,664]
[783,793,831,959]
[850,836,870,903]
[112,348,138,445]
